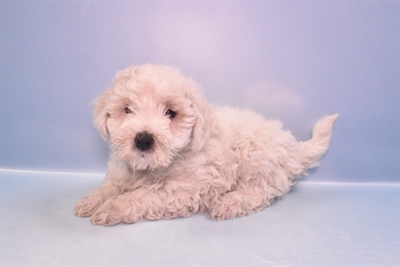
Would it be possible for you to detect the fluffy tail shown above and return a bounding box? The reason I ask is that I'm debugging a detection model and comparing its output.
[300,114,339,169]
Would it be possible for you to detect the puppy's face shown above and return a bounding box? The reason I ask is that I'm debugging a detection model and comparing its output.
[94,65,211,171]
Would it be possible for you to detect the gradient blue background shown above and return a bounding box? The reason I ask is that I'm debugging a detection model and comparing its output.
[1,1,398,182]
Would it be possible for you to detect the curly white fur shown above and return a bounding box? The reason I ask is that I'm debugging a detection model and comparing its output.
[74,64,339,226]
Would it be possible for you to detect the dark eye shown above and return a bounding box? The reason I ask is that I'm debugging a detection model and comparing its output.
[124,107,133,114]
[165,109,176,119]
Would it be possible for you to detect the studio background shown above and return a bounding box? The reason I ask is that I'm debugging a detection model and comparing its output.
[1,1,398,183]
[1,2,399,266]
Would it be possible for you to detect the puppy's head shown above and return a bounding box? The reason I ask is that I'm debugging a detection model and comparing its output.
[93,64,213,171]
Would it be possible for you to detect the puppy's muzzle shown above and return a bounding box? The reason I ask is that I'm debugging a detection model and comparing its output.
[134,132,155,151]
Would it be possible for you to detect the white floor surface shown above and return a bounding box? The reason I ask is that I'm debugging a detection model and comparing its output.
[1,170,399,266]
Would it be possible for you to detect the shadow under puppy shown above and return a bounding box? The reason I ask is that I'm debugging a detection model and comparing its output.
[74,64,339,226]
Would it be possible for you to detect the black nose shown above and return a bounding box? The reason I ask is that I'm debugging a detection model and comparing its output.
[134,132,155,151]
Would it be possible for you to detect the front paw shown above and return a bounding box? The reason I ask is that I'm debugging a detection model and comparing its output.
[74,194,104,217]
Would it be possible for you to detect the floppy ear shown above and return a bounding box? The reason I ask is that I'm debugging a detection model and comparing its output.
[190,86,215,152]
[93,90,111,142]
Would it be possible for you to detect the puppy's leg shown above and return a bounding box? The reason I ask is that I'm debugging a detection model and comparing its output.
[90,186,202,226]
[209,189,266,220]
[74,182,120,217]
[209,178,289,221]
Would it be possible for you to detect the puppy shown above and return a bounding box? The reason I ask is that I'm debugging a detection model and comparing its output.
[74,64,338,226]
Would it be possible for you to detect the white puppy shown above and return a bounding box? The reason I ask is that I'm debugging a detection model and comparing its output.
[74,64,338,226]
